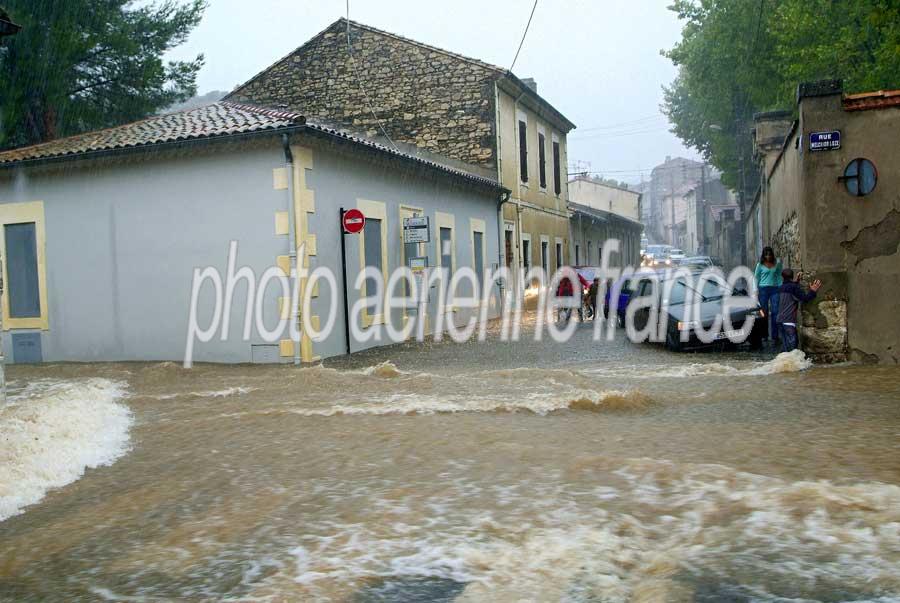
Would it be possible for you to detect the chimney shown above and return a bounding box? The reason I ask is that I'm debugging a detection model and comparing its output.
[521,78,538,93]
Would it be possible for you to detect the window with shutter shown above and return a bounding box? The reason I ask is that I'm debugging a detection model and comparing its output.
[518,120,528,183]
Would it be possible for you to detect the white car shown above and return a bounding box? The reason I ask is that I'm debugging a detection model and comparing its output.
[668,248,686,264]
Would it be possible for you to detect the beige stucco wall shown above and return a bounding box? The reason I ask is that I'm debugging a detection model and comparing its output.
[567,178,641,221]
[762,87,900,363]
[497,85,572,276]
[798,93,900,363]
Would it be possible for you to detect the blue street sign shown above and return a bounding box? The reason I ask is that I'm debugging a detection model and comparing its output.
[809,130,841,151]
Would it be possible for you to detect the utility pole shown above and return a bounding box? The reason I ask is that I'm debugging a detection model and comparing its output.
[699,162,707,255]
[0,8,19,404]
[668,169,676,246]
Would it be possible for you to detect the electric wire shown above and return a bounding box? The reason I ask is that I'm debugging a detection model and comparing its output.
[509,0,539,73]
[345,1,399,151]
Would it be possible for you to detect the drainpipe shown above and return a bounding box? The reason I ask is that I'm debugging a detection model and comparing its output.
[282,134,301,366]
[497,190,511,311]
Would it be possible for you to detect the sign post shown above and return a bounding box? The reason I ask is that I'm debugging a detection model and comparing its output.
[403,216,430,244]
[339,208,365,356]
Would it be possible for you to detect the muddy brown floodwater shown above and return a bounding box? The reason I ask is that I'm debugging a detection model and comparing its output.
[2,318,899,602]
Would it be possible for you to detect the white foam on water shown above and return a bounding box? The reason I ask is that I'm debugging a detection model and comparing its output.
[147,386,256,400]
[0,378,132,521]
[746,348,812,375]
[585,349,813,379]
[282,388,652,416]
[278,458,900,602]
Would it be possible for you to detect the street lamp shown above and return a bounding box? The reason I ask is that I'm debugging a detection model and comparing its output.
[0,9,20,37]
[0,8,13,403]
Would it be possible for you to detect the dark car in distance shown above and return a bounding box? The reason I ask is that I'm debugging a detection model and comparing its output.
[628,270,766,351]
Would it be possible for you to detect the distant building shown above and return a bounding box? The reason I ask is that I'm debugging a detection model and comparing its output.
[567,202,643,269]
[226,18,576,299]
[683,178,736,256]
[567,175,642,221]
[750,79,900,363]
[645,156,705,244]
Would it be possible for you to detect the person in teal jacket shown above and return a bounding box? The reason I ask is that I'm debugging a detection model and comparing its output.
[754,246,782,341]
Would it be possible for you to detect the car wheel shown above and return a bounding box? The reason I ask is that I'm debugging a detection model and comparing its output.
[665,323,684,352]
[748,321,765,350]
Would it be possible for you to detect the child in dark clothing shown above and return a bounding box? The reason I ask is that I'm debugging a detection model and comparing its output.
[775,268,821,352]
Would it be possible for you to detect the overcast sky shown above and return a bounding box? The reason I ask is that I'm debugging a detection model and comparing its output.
[167,0,701,184]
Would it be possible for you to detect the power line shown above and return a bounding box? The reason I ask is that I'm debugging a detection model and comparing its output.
[575,114,667,133]
[345,1,399,151]
[509,0,539,73]
[569,125,672,141]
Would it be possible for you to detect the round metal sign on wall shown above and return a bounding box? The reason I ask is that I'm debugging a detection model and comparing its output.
[842,158,877,197]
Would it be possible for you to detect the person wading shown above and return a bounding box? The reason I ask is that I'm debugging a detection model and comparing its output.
[776,268,821,353]
[754,246,783,343]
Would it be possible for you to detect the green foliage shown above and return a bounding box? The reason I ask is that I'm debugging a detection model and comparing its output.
[663,0,900,191]
[0,0,206,150]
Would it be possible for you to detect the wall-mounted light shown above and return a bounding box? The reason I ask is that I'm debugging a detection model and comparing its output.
[0,9,21,38]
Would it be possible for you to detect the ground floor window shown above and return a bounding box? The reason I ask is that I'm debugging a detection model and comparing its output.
[358,199,387,326]
[522,237,531,271]
[556,241,563,270]
[0,201,48,330]
[541,240,549,273]
[470,218,486,287]
[5,222,41,318]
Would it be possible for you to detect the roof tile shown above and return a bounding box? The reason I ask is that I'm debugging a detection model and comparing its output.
[0,102,304,165]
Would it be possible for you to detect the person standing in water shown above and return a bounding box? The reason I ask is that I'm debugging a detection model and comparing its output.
[754,246,782,342]
[776,269,821,352]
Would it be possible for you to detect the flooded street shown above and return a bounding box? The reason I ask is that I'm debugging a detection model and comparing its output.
[2,318,900,602]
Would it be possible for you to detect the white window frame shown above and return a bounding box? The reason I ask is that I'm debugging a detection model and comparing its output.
[539,234,550,275]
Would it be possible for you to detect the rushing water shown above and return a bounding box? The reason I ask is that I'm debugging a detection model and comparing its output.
[1,322,899,602]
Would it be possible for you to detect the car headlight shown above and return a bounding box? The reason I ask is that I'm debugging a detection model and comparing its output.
[677,320,699,331]
[665,259,672,265]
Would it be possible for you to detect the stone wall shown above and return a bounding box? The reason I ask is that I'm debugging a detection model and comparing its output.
[227,19,500,168]
[771,211,800,268]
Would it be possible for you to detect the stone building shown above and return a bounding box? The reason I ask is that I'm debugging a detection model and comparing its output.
[751,80,900,364]
[226,19,576,299]
[0,102,504,364]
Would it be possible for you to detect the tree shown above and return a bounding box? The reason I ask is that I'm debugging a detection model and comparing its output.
[0,0,206,150]
[663,0,900,192]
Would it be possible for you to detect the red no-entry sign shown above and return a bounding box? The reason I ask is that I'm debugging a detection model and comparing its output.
[342,208,366,234]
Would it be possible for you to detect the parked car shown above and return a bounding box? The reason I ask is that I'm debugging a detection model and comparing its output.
[667,248,686,264]
[679,255,719,269]
[628,271,766,351]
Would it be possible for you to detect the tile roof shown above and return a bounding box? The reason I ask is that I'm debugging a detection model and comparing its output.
[0,102,304,165]
[843,89,900,112]
[0,102,502,191]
